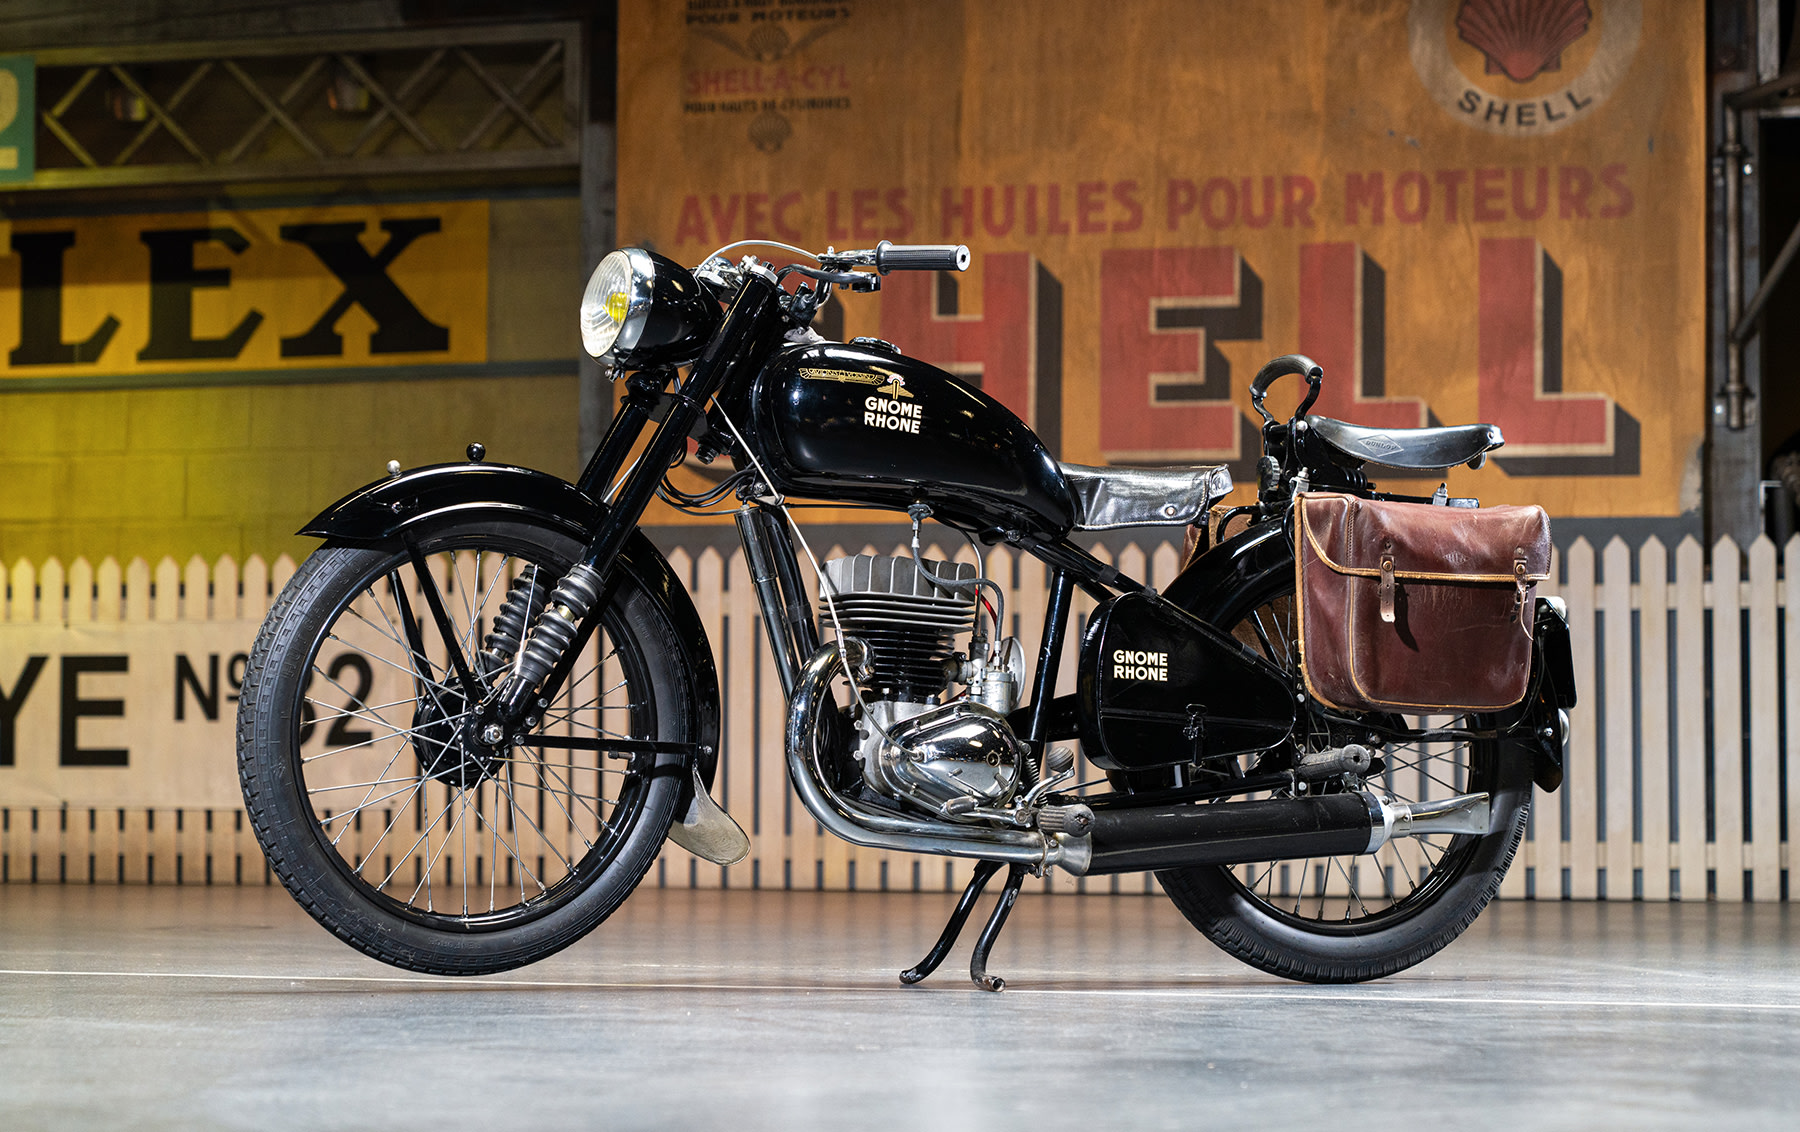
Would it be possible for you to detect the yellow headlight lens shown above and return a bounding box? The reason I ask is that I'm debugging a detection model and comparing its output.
[580,249,651,359]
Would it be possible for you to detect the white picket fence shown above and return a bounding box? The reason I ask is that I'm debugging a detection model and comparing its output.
[0,533,1794,901]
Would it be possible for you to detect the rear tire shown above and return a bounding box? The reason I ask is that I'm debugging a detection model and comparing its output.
[1157,566,1533,983]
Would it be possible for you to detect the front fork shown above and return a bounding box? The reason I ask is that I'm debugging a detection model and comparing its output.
[472,264,786,736]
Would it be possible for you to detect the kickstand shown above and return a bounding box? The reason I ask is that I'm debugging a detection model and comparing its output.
[968,863,1027,992]
[900,860,1002,985]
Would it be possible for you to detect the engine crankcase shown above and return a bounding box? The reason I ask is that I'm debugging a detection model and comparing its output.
[863,699,1022,814]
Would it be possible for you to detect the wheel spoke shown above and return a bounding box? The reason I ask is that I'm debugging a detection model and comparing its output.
[496,753,623,816]
[493,771,579,876]
[300,709,474,762]
[313,776,423,799]
[1247,609,1278,662]
[1376,752,1465,797]
[1330,856,1370,919]
[471,796,551,896]
[328,626,461,701]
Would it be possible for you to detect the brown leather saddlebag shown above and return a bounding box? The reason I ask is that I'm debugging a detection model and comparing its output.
[1295,492,1551,714]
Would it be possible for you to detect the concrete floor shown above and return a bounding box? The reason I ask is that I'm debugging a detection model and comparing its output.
[0,887,1796,1132]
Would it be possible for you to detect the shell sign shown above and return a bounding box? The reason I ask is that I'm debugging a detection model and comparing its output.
[1410,0,1642,135]
[621,0,1703,523]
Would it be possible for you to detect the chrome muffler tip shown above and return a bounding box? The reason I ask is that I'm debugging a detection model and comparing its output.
[1367,791,1492,852]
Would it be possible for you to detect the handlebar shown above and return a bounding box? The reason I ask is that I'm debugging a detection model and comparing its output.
[817,241,970,274]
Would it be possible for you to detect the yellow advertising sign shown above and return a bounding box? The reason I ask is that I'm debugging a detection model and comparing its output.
[0,199,488,382]
[620,0,1703,520]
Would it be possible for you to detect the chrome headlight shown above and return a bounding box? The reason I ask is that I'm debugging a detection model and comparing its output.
[579,247,724,369]
[580,247,654,360]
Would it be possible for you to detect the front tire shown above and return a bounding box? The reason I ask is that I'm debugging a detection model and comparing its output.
[237,519,694,975]
[1157,565,1533,983]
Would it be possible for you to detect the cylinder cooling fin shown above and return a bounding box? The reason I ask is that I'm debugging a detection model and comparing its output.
[821,554,976,702]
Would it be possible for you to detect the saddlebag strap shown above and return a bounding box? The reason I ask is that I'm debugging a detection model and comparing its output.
[1378,552,1396,623]
[1294,492,1551,714]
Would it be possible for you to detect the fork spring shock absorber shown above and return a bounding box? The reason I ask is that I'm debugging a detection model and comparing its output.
[479,566,546,675]
[509,563,605,699]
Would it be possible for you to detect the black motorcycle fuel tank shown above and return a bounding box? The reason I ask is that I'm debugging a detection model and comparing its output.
[746,342,1077,535]
[1077,592,1296,771]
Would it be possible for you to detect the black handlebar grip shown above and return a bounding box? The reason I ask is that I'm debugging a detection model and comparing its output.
[873,241,971,274]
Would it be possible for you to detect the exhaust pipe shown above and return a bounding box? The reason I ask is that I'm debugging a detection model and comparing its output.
[788,642,1487,878]
[1069,790,1491,877]
[786,644,1090,873]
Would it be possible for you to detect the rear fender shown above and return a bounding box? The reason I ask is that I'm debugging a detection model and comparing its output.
[300,462,722,795]
[1159,517,1292,624]
[1517,597,1575,792]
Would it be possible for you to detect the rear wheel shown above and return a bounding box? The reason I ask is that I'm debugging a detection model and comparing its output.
[237,520,693,975]
[1157,568,1533,983]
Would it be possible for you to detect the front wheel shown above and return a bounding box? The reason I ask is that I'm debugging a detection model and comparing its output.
[237,519,695,975]
[1157,567,1533,983]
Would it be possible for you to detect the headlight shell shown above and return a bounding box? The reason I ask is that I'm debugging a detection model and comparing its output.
[579,248,724,369]
[580,248,653,361]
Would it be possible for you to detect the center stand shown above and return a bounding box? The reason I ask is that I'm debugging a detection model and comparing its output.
[899,860,1029,991]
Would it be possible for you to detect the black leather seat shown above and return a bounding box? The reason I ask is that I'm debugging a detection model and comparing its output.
[1306,416,1504,471]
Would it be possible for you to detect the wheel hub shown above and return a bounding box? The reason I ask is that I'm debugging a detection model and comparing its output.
[410,693,507,784]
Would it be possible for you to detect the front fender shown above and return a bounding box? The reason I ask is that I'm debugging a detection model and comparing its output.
[300,462,722,795]
[300,462,601,545]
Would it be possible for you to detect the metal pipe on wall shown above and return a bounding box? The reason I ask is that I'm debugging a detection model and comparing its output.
[1722,103,1747,431]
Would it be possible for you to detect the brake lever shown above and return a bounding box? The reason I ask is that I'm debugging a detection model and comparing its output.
[780,263,882,295]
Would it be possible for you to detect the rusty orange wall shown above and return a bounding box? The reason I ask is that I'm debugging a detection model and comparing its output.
[620,0,1703,526]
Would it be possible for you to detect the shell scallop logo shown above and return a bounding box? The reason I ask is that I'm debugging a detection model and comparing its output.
[1409,0,1641,136]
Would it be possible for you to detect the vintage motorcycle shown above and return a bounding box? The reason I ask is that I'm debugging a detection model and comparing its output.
[237,239,1574,989]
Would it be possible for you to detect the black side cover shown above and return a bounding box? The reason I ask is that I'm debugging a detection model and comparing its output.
[1077,592,1296,771]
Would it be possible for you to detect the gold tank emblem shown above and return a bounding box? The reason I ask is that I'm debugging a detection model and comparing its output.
[797,367,914,397]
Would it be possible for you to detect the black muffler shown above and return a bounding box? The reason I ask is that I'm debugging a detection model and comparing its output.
[1064,790,1491,876]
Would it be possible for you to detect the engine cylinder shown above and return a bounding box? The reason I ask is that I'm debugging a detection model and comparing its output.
[821,554,975,702]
